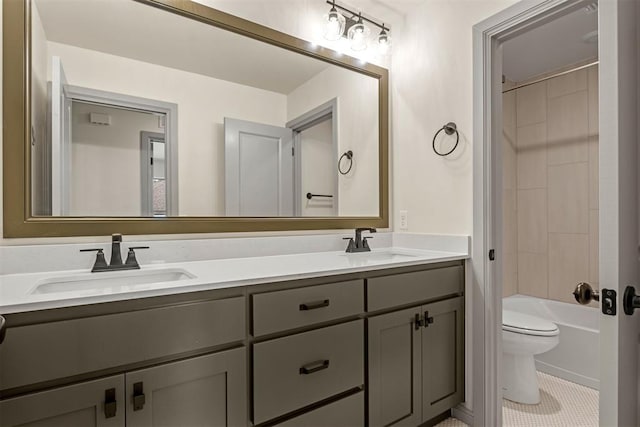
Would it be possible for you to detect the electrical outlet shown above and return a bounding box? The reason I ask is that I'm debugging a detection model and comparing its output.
[399,210,408,230]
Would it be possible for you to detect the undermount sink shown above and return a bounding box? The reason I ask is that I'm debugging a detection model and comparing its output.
[342,250,418,265]
[31,268,196,295]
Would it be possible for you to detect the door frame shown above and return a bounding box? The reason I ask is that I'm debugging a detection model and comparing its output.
[65,85,179,216]
[140,131,169,217]
[287,98,339,217]
[472,0,638,425]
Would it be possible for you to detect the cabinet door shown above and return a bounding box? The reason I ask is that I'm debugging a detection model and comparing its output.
[125,347,246,427]
[421,297,464,422]
[0,375,124,427]
[368,307,421,427]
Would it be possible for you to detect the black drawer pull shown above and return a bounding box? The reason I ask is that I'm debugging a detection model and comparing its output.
[133,382,146,411]
[299,359,330,375]
[299,299,330,311]
[104,388,117,419]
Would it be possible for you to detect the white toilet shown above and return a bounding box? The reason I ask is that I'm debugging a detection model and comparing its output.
[502,310,560,404]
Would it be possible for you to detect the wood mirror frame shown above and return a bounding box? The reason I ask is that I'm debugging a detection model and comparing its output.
[2,0,388,238]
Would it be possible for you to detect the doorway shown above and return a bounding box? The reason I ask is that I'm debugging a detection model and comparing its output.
[472,1,639,426]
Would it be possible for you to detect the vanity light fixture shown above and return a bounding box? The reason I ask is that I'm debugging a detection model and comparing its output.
[347,13,370,51]
[322,1,391,54]
[323,1,346,41]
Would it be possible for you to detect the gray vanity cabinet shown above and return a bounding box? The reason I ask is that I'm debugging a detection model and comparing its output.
[368,296,464,427]
[0,375,125,427]
[126,348,247,427]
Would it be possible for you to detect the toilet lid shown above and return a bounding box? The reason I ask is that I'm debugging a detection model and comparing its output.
[503,310,559,336]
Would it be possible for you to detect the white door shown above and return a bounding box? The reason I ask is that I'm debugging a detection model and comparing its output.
[50,56,71,216]
[598,1,639,425]
[473,1,640,425]
[224,117,293,216]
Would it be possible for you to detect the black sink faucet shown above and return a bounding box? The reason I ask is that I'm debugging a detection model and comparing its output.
[344,228,377,253]
[80,234,149,273]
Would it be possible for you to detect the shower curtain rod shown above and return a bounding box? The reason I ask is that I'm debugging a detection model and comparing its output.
[502,60,599,94]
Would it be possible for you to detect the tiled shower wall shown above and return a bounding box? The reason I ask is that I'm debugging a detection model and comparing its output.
[502,65,599,304]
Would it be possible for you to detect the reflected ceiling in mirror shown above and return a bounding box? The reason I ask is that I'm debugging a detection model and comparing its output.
[30,0,380,218]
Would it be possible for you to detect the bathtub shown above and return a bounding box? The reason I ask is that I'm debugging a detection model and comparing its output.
[503,295,599,389]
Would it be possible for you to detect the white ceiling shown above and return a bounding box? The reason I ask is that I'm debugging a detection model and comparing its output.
[502,5,598,82]
[34,0,331,94]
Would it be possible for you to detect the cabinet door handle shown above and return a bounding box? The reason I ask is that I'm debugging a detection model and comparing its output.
[299,359,330,375]
[414,313,424,330]
[104,388,117,419]
[299,299,330,311]
[132,382,146,411]
[424,311,434,327]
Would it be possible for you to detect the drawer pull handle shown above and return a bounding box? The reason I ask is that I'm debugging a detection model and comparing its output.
[299,359,330,375]
[104,388,117,419]
[133,382,146,411]
[299,299,330,311]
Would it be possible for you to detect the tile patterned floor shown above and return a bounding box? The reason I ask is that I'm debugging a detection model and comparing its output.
[435,371,599,427]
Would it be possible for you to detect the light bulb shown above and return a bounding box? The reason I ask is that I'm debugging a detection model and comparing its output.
[377,29,391,55]
[323,7,345,41]
[348,16,369,51]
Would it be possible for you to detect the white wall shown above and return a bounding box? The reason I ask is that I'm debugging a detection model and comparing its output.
[391,0,518,235]
[48,42,288,216]
[70,102,162,216]
[299,119,335,216]
[287,65,379,217]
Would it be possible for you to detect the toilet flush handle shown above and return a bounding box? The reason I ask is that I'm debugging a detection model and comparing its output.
[573,282,600,305]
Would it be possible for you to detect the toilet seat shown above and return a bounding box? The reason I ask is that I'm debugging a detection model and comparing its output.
[503,310,559,337]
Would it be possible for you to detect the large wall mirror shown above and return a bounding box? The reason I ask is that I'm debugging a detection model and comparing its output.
[3,0,388,237]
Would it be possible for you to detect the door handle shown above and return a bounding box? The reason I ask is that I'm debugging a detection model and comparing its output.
[132,382,146,411]
[104,388,117,419]
[573,282,600,305]
[623,286,640,315]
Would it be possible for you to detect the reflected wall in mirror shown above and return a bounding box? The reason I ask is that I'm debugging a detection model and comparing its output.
[30,0,380,218]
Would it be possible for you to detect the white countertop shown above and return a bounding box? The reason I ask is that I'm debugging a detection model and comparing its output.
[0,247,467,314]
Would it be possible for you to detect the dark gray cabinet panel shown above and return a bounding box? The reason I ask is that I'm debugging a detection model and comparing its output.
[368,307,421,427]
[368,298,464,426]
[0,375,124,427]
[252,280,363,336]
[275,391,364,427]
[0,296,245,391]
[367,266,463,312]
[125,348,246,427]
[421,297,464,422]
[253,320,364,424]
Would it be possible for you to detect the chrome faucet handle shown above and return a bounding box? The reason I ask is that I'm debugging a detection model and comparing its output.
[80,248,109,272]
[125,246,150,268]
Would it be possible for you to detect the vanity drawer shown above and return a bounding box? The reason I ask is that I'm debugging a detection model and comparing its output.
[0,296,245,391]
[252,280,363,336]
[253,320,364,424]
[367,265,463,311]
[275,391,364,427]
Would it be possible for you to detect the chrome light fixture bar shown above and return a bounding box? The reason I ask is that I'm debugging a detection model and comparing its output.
[323,0,391,54]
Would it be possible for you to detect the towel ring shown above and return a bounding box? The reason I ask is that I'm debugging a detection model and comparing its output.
[338,150,353,175]
[432,122,459,156]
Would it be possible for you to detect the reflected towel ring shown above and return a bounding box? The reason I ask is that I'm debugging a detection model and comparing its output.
[432,122,459,156]
[338,150,354,175]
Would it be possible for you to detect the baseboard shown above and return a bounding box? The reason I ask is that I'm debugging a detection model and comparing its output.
[452,404,473,425]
